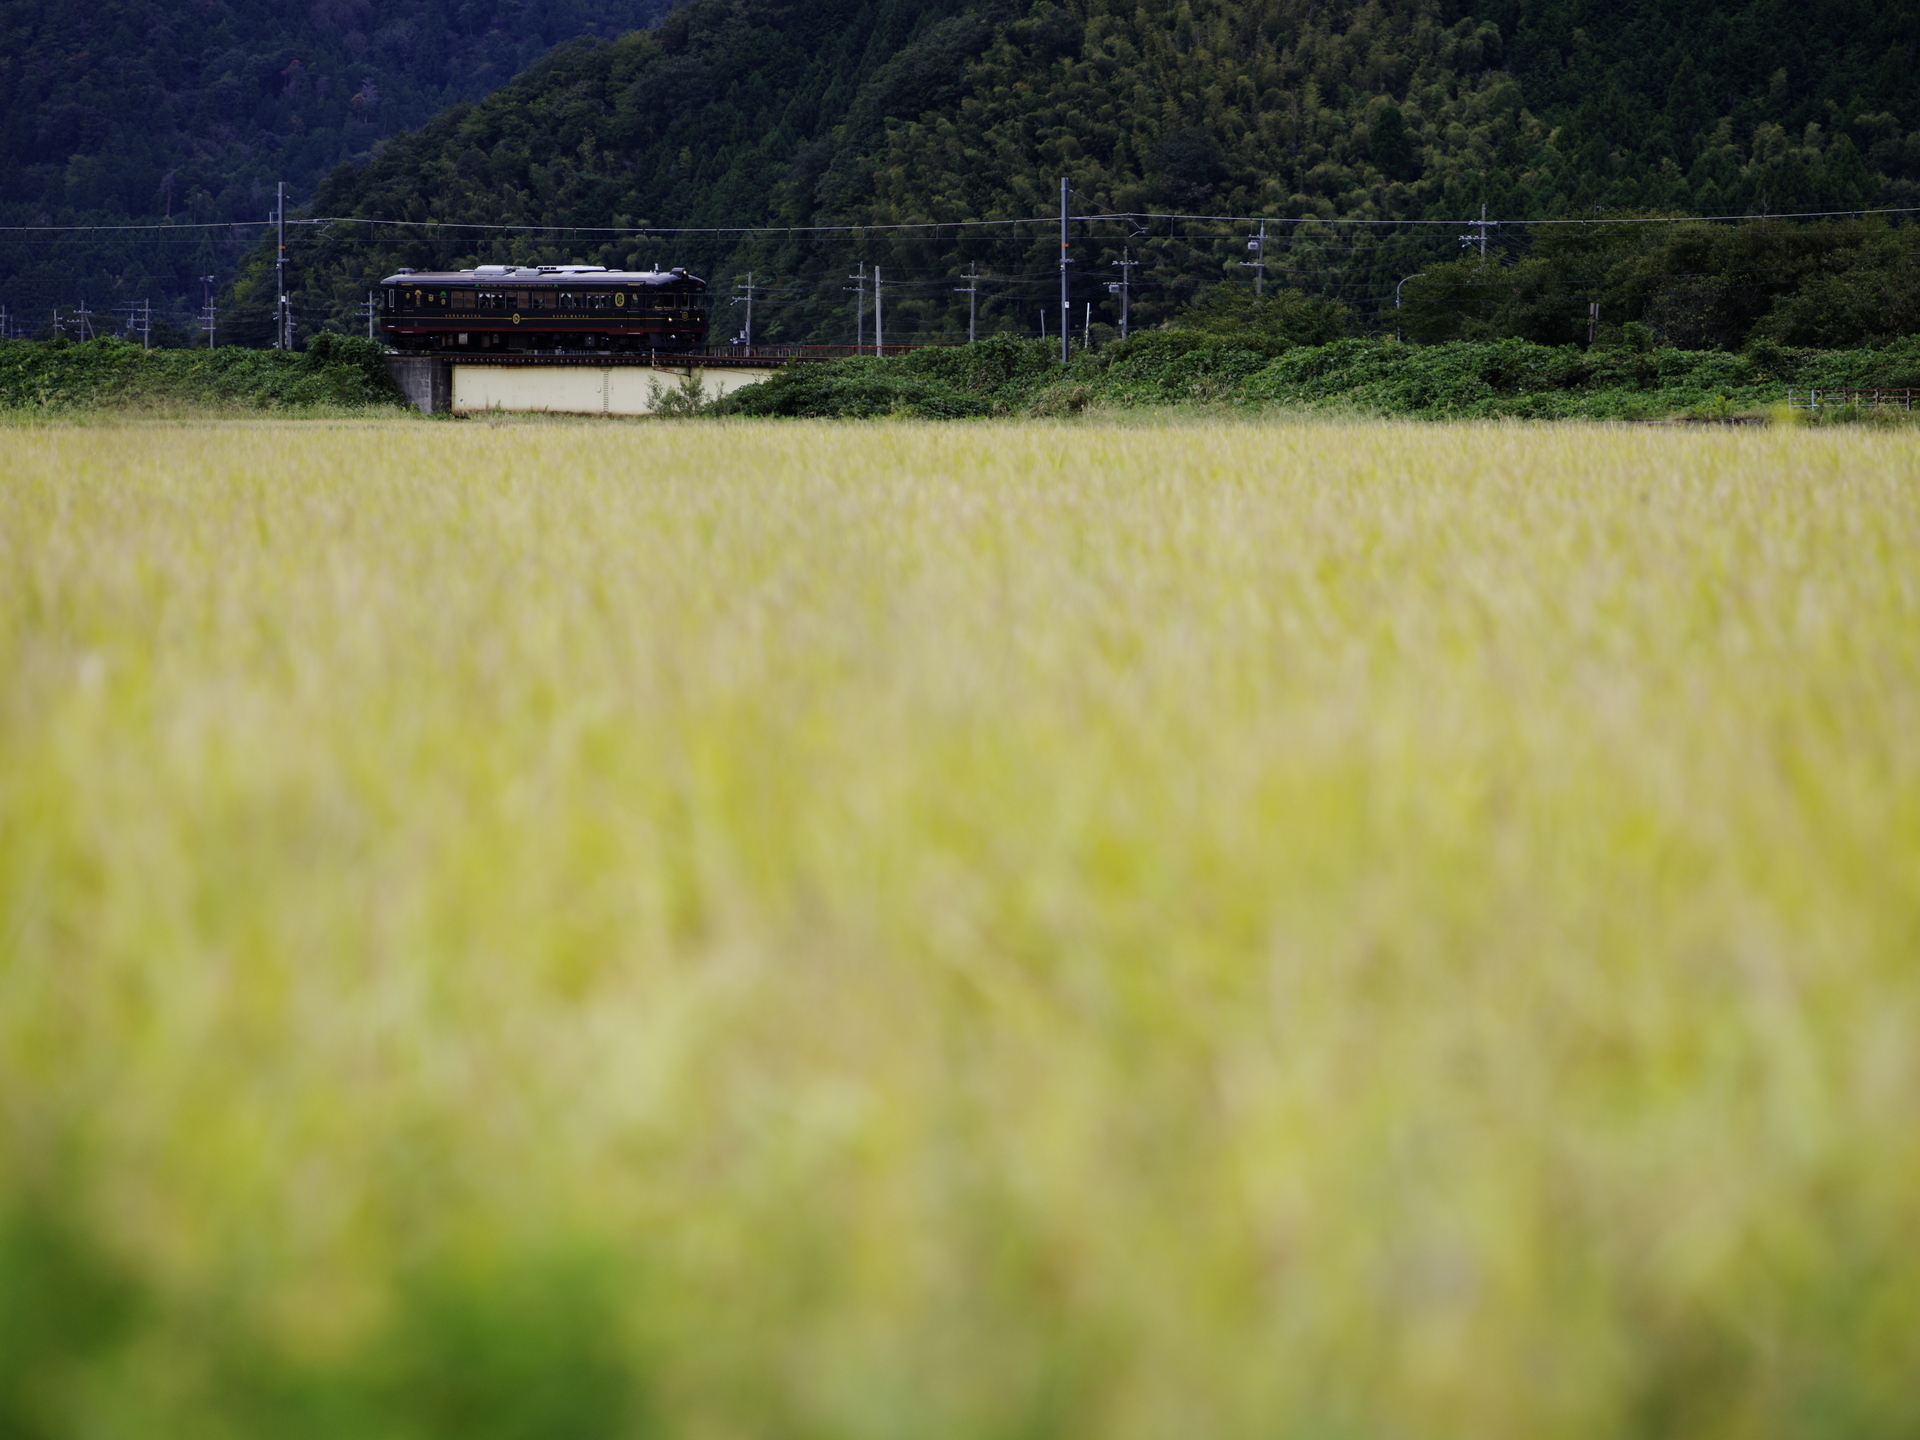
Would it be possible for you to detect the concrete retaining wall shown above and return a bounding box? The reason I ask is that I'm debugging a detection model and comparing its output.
[450,363,779,416]
[382,355,779,417]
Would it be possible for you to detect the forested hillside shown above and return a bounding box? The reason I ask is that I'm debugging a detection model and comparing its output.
[263,0,1920,347]
[0,0,676,332]
[263,0,981,343]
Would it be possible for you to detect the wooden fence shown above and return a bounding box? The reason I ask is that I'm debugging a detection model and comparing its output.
[1786,388,1919,410]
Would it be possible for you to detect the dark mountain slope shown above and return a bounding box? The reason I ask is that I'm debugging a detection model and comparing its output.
[0,0,677,328]
[309,0,972,247]
[0,0,679,223]
[1497,0,1920,213]
[240,0,1920,343]
[814,0,1915,330]
[250,0,977,340]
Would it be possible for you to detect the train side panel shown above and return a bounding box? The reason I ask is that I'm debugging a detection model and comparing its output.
[378,270,708,353]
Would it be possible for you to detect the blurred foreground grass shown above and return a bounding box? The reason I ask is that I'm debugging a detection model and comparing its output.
[2,418,1919,1440]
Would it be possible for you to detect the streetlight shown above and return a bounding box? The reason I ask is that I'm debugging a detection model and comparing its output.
[1394,272,1428,342]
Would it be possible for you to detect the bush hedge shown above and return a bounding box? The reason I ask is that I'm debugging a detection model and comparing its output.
[9,331,1918,422]
[712,332,1920,421]
[0,334,406,413]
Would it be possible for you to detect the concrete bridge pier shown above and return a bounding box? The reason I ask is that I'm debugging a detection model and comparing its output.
[385,354,452,416]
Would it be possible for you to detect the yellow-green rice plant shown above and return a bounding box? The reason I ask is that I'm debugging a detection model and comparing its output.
[2,418,1918,1440]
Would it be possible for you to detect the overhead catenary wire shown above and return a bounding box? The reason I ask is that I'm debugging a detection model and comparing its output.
[11,192,1913,348]
[1,201,1902,300]
[6,202,1919,237]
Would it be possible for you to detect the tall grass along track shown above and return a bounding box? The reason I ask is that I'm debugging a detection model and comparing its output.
[2,419,1918,1440]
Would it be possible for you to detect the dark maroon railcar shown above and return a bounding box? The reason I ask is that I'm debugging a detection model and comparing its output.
[379,263,707,353]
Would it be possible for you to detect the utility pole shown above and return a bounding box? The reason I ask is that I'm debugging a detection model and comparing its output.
[358,290,377,340]
[1109,248,1136,339]
[733,271,757,348]
[874,267,883,354]
[955,265,980,344]
[275,181,289,349]
[1588,300,1600,346]
[1083,301,1091,350]
[201,276,217,349]
[1058,175,1070,365]
[846,263,866,352]
[74,300,95,341]
[1459,202,1496,264]
[1242,219,1268,295]
[0,305,10,341]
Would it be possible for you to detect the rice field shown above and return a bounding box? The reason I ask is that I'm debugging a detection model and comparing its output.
[3,416,1918,1440]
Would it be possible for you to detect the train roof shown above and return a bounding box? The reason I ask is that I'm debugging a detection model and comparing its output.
[382,265,705,286]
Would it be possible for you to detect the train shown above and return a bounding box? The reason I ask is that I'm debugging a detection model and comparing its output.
[380,263,708,353]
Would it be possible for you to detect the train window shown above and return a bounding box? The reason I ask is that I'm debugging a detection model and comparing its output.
[558,291,574,310]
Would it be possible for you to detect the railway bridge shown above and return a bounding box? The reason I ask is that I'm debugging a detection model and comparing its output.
[385,345,920,417]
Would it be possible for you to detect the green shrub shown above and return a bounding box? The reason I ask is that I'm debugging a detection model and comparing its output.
[714,361,995,418]
[0,336,406,413]
[0,1201,143,1440]
[1166,284,1353,347]
[710,335,1855,421]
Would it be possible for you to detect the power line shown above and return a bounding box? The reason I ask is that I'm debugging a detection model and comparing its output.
[0,219,282,233]
[7,202,1916,238]
[292,215,1059,236]
[10,188,1915,347]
